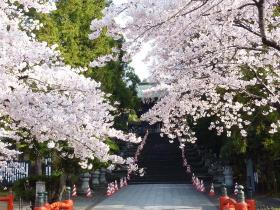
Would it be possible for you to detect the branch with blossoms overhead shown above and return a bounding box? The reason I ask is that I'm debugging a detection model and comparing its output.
[0,0,142,173]
[90,0,280,144]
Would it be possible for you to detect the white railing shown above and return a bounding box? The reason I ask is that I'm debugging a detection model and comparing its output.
[0,161,29,184]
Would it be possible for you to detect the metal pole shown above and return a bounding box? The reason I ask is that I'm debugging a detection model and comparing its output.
[19,197,22,210]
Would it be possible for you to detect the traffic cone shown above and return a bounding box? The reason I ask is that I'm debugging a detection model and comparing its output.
[114,180,119,191]
[106,184,111,196]
[86,186,92,198]
[208,183,215,196]
[124,177,128,186]
[72,184,77,197]
[200,180,205,192]
[195,178,200,190]
[186,165,191,173]
[120,178,123,188]
[110,183,115,194]
[192,174,195,186]
[234,182,238,195]
[194,177,197,188]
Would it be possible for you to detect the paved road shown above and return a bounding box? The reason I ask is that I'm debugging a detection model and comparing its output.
[92,184,218,210]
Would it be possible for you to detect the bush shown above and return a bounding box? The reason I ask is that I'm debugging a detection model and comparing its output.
[13,175,60,202]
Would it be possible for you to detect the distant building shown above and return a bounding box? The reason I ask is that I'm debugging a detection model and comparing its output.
[133,82,162,134]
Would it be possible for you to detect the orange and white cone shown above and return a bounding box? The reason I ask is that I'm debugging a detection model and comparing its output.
[72,184,77,197]
[120,178,123,188]
[200,180,205,192]
[208,183,215,196]
[110,183,115,194]
[234,182,238,195]
[192,174,195,185]
[106,184,111,196]
[186,165,191,173]
[86,186,92,198]
[114,180,119,191]
[195,178,200,190]
[124,177,128,186]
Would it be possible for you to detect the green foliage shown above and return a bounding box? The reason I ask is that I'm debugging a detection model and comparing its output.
[35,0,111,67]
[105,138,119,153]
[220,136,247,161]
[31,0,140,112]
[13,175,60,201]
[85,59,140,110]
[273,5,280,16]
[128,110,140,123]
[193,117,224,155]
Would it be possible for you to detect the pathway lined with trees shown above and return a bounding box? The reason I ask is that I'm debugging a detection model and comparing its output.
[1,0,280,208]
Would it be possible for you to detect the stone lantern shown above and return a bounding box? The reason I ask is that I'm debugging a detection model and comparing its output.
[223,165,233,187]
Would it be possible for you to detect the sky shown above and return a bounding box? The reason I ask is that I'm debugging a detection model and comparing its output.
[130,44,151,81]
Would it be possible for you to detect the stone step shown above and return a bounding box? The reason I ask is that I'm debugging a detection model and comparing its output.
[129,133,215,184]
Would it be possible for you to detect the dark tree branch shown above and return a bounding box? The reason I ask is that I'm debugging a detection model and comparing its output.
[255,0,280,51]
[256,0,266,39]
[238,3,256,10]
[233,20,262,37]
[233,0,280,52]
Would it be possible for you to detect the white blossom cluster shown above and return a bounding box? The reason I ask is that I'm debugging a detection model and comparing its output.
[11,0,57,13]
[90,0,280,143]
[0,0,141,171]
[89,54,118,68]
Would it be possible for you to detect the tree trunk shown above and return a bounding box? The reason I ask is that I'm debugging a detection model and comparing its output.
[58,173,67,201]
[35,157,42,176]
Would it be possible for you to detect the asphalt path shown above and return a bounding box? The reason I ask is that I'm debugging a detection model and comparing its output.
[92,184,217,210]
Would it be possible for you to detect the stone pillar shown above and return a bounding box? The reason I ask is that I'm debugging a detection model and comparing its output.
[36,192,45,207]
[35,181,45,197]
[246,158,255,192]
[43,192,48,204]
[247,187,253,199]
[65,186,71,200]
[91,170,100,186]
[99,168,107,185]
[79,173,91,195]
[223,166,233,187]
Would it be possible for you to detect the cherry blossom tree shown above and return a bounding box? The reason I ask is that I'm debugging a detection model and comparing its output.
[0,0,141,171]
[90,0,280,145]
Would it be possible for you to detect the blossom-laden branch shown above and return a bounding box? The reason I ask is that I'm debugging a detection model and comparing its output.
[0,0,141,172]
[90,0,280,142]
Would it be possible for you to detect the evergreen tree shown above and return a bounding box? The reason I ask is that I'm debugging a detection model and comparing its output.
[34,0,140,112]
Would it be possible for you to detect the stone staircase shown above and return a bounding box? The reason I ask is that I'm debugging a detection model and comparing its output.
[115,128,223,186]
[130,133,190,184]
